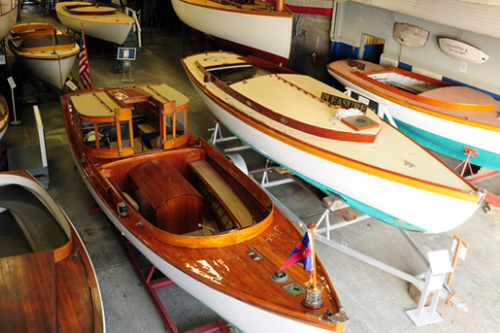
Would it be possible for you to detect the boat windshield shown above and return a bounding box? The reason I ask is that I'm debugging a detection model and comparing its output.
[70,86,188,159]
[208,64,270,85]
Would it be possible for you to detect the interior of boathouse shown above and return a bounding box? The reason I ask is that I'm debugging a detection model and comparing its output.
[0,1,499,332]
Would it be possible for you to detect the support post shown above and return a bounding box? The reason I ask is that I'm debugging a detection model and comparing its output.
[7,77,20,125]
[406,250,452,326]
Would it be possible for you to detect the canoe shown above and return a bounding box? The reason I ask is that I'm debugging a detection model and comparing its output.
[182,51,484,233]
[55,1,135,45]
[171,0,293,65]
[8,23,79,90]
[61,82,348,333]
[0,93,8,141]
[0,170,104,333]
[327,59,500,171]
[0,0,17,41]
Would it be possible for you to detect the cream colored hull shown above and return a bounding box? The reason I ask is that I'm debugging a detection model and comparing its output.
[0,1,17,40]
[171,0,292,64]
[183,52,484,233]
[56,2,134,45]
[10,47,77,89]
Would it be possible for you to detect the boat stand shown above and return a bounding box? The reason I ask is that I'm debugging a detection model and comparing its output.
[209,120,248,153]
[108,222,234,333]
[456,147,500,209]
[208,120,468,325]
[269,188,467,325]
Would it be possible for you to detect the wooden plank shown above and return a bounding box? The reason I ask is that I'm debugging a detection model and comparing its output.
[189,160,254,227]
[0,251,56,333]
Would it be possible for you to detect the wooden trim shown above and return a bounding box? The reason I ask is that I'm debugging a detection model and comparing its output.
[355,70,494,112]
[329,64,500,132]
[186,67,480,203]
[175,0,293,17]
[200,63,379,143]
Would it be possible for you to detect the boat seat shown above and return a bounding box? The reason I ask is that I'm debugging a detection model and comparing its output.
[17,35,77,50]
[188,160,253,228]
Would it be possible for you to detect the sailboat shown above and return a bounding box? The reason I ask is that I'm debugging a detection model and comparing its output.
[182,51,484,233]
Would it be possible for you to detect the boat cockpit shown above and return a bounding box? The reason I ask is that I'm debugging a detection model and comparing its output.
[68,84,189,159]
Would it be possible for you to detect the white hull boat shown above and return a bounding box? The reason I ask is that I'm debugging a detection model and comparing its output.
[56,1,134,45]
[327,59,500,171]
[0,170,105,333]
[182,51,484,233]
[9,23,79,90]
[171,0,293,65]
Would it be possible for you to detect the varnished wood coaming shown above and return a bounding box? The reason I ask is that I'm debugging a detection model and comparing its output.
[353,69,494,112]
[9,23,79,59]
[62,2,117,15]
[61,83,347,331]
[328,60,500,130]
[178,0,293,17]
[0,170,104,333]
[184,54,480,203]
[199,57,380,143]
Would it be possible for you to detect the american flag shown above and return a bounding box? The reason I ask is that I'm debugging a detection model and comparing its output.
[78,29,93,89]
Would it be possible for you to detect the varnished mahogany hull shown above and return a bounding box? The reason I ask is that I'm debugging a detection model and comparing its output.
[61,83,347,333]
[0,170,104,333]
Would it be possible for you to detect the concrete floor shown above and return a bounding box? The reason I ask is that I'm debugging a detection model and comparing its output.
[2,5,500,333]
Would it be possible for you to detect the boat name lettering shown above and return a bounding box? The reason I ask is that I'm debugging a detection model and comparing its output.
[347,59,365,70]
[320,93,367,112]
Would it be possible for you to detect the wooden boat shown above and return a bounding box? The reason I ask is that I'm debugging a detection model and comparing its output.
[327,59,500,171]
[182,51,484,233]
[61,82,348,333]
[0,93,8,141]
[171,0,293,65]
[0,170,104,333]
[55,1,135,45]
[0,0,17,41]
[8,23,79,90]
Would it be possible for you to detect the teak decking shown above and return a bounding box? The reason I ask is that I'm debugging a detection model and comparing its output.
[0,170,104,333]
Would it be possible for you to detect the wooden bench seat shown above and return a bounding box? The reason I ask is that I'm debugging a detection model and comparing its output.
[188,160,253,228]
